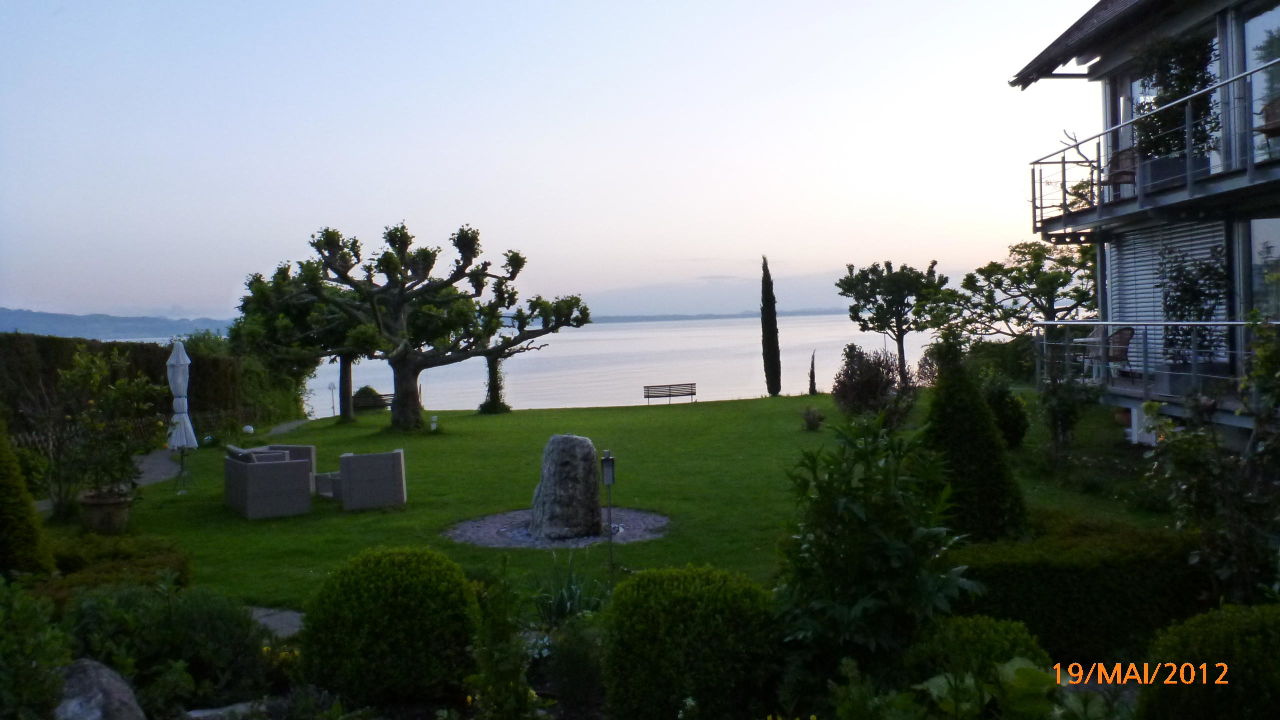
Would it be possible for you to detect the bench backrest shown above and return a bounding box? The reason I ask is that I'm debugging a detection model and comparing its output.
[644,383,696,398]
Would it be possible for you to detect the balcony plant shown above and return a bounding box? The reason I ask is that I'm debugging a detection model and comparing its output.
[1158,245,1228,395]
[53,349,166,533]
[1133,35,1220,179]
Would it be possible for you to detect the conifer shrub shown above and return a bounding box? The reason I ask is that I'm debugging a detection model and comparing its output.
[978,371,1029,449]
[351,385,386,410]
[603,567,779,720]
[0,578,71,720]
[0,419,54,578]
[905,615,1050,681]
[922,338,1026,541]
[831,343,900,416]
[1137,604,1280,720]
[63,582,270,717]
[301,546,477,708]
[951,510,1212,662]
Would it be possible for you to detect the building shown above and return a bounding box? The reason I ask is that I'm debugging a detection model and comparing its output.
[1015,0,1280,441]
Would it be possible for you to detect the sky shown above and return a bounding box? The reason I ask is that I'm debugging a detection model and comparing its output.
[0,1,1101,319]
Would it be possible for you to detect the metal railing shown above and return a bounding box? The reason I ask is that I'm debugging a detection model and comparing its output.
[1031,320,1273,403]
[1031,58,1280,233]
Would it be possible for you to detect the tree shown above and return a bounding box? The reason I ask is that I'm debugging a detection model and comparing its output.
[952,241,1094,339]
[477,317,551,415]
[836,260,948,386]
[761,256,781,396]
[300,223,588,430]
[807,350,817,395]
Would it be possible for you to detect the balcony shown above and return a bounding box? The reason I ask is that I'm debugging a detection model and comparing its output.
[1032,321,1270,438]
[1031,59,1280,242]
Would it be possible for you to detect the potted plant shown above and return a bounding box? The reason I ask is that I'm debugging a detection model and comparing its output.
[1158,245,1228,397]
[55,349,166,533]
[1132,35,1220,184]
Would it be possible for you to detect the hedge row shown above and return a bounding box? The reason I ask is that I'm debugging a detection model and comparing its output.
[0,332,304,436]
[951,510,1214,662]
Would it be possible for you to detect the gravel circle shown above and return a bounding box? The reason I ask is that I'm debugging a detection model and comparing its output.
[443,507,669,549]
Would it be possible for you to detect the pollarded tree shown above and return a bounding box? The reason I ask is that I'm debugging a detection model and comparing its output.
[836,260,949,386]
[303,223,589,430]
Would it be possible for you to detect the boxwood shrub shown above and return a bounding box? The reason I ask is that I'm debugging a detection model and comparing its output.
[300,546,477,708]
[950,511,1212,661]
[905,614,1051,681]
[1137,604,1280,720]
[603,566,779,720]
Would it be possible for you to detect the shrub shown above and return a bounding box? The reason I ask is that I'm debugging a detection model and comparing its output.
[63,582,270,717]
[776,418,973,713]
[301,546,477,708]
[905,615,1050,681]
[532,552,607,630]
[978,372,1029,449]
[1137,604,1280,720]
[923,338,1026,541]
[951,510,1213,662]
[603,566,778,720]
[801,406,825,432]
[0,579,72,720]
[467,566,541,720]
[0,420,54,577]
[36,535,191,610]
[966,336,1035,383]
[351,385,386,410]
[831,343,899,416]
[545,615,605,720]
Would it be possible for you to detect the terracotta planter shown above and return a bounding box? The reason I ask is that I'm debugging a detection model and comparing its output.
[79,493,133,535]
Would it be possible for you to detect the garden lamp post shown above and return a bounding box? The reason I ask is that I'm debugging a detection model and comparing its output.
[328,382,336,417]
[602,450,616,573]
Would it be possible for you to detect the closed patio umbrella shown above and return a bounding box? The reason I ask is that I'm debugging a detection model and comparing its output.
[167,341,198,492]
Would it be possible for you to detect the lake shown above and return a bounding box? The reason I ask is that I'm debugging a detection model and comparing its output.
[303,314,931,417]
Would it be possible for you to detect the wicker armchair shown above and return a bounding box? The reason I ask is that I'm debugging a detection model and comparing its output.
[335,449,407,511]
[224,446,313,519]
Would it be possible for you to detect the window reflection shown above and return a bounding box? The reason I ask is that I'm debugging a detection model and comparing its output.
[1251,219,1280,318]
[1246,4,1280,160]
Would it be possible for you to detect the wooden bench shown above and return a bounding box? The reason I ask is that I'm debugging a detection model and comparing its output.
[644,383,696,404]
[352,393,396,411]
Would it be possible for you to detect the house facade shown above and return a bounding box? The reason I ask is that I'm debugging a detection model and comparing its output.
[1016,0,1280,439]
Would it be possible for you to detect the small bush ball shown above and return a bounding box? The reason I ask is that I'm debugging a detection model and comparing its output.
[301,546,477,708]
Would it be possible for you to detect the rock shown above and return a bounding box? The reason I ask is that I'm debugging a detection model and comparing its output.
[185,700,263,720]
[55,659,145,720]
[530,435,602,540]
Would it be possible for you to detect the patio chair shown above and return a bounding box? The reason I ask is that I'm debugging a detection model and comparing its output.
[224,445,313,519]
[249,444,316,488]
[1105,326,1135,378]
[335,449,407,511]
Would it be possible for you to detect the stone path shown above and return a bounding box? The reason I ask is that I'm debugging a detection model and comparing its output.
[250,607,304,638]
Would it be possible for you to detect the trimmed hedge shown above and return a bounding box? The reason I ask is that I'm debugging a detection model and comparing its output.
[1137,604,1280,720]
[905,615,1051,681]
[0,420,53,577]
[603,567,779,720]
[951,511,1213,662]
[301,546,477,708]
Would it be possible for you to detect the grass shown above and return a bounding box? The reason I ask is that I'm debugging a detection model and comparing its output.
[46,391,1167,609]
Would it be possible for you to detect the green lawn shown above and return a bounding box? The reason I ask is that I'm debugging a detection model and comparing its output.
[69,393,1163,609]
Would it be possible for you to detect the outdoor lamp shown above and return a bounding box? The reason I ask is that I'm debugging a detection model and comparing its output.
[601,450,615,485]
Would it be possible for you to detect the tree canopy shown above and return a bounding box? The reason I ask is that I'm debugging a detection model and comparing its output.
[836,260,948,385]
[951,242,1094,339]
[238,222,589,430]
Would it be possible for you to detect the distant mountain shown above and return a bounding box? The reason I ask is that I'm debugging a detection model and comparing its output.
[0,307,230,340]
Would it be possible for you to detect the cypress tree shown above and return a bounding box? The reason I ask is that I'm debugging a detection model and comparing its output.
[0,419,54,577]
[922,338,1026,541]
[808,350,818,395]
[761,256,782,396]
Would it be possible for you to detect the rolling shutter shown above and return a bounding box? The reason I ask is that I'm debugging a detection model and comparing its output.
[1105,221,1227,368]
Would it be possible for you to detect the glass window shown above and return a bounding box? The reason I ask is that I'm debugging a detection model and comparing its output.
[1245,3,1280,159]
[1250,219,1280,317]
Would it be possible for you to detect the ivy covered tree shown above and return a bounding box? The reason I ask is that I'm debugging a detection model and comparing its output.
[275,223,588,430]
[836,260,949,386]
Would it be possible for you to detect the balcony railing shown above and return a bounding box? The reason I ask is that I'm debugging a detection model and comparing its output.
[1030,58,1280,236]
[1030,321,1271,407]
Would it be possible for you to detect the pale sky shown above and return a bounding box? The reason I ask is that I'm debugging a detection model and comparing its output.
[0,1,1100,319]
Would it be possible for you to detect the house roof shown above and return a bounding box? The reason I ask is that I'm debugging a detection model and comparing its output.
[1010,0,1172,89]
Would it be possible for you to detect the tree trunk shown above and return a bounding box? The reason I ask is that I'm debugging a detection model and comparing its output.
[389,358,424,430]
[478,352,511,414]
[895,334,910,387]
[338,354,355,422]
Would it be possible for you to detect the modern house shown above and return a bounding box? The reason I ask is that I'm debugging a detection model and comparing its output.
[1015,0,1280,442]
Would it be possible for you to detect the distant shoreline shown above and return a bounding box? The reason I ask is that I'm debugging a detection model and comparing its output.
[1,306,847,340]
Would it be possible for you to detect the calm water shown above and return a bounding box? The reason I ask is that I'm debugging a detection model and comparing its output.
[303,315,930,416]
